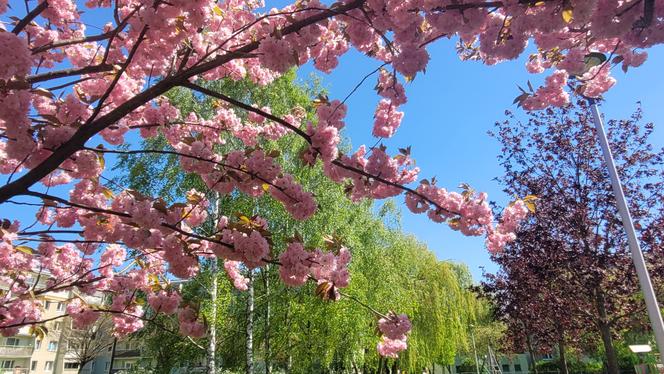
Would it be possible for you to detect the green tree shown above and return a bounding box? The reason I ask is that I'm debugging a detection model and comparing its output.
[116,71,487,373]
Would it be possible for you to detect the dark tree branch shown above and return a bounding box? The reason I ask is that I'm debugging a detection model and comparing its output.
[0,0,365,205]
[12,1,49,35]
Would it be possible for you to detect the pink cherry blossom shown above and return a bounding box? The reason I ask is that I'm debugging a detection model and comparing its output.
[278,242,312,287]
[67,299,100,329]
[372,99,404,138]
[148,291,181,315]
[377,336,408,358]
[224,260,250,291]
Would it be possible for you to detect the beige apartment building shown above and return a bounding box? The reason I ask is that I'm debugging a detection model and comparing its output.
[1,272,106,374]
[1,293,77,374]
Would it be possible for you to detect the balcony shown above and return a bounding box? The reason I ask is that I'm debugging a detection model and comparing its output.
[0,345,34,357]
[1,369,29,374]
[115,349,141,358]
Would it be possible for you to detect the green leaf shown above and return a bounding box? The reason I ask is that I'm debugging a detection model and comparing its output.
[584,52,607,71]
[14,245,33,255]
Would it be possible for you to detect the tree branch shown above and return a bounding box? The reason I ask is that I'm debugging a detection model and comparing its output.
[0,0,365,204]
[12,1,48,35]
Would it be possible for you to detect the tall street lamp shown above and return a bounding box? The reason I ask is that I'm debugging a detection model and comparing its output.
[588,98,664,367]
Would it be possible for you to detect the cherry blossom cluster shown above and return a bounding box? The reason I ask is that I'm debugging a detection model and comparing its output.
[67,299,101,330]
[486,200,530,254]
[110,294,145,337]
[372,69,407,138]
[166,126,317,220]
[373,99,404,138]
[305,99,347,164]
[223,260,250,291]
[214,105,296,147]
[278,242,351,297]
[403,180,527,252]
[324,145,420,201]
[377,313,412,358]
[178,306,206,338]
[405,183,493,231]
[0,300,41,337]
[148,291,182,315]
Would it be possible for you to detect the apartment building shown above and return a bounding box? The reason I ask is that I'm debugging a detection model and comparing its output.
[0,330,34,374]
[1,272,106,374]
[108,340,147,374]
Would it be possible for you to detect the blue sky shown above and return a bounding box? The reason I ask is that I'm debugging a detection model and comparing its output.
[4,1,664,281]
[297,41,664,280]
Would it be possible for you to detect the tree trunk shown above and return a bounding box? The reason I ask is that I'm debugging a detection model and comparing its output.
[525,333,538,374]
[207,259,218,374]
[246,271,254,374]
[352,360,360,374]
[557,326,569,374]
[594,288,619,374]
[77,360,89,374]
[263,267,272,374]
[208,194,222,374]
[107,338,117,374]
[284,292,293,374]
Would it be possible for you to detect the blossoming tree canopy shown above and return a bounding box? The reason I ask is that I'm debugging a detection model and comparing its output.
[0,0,659,357]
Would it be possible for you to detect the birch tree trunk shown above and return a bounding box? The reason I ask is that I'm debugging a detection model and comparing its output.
[246,271,254,374]
[263,267,272,374]
[207,194,222,374]
[207,259,218,374]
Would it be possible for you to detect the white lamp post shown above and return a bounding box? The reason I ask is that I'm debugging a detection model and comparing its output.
[588,98,664,366]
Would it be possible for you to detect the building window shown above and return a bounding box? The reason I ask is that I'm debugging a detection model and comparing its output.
[35,340,41,350]
[1,361,15,369]
[6,337,20,346]
[64,363,80,370]
[47,341,58,352]
[44,301,52,310]
[56,302,65,312]
[54,322,62,331]
[502,364,510,373]
[514,364,522,372]
[44,361,54,372]
[124,362,133,369]
[541,353,554,361]
[105,363,110,370]
[31,361,38,371]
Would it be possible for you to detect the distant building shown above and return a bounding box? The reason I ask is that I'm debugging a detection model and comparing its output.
[1,272,105,374]
[108,340,147,374]
[446,354,533,374]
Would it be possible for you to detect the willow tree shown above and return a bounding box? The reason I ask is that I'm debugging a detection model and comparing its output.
[116,71,483,373]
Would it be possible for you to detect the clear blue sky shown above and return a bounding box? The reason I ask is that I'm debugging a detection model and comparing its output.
[4,1,664,281]
[296,41,664,280]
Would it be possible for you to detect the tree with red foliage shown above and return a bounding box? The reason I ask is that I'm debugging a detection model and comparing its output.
[485,99,664,374]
